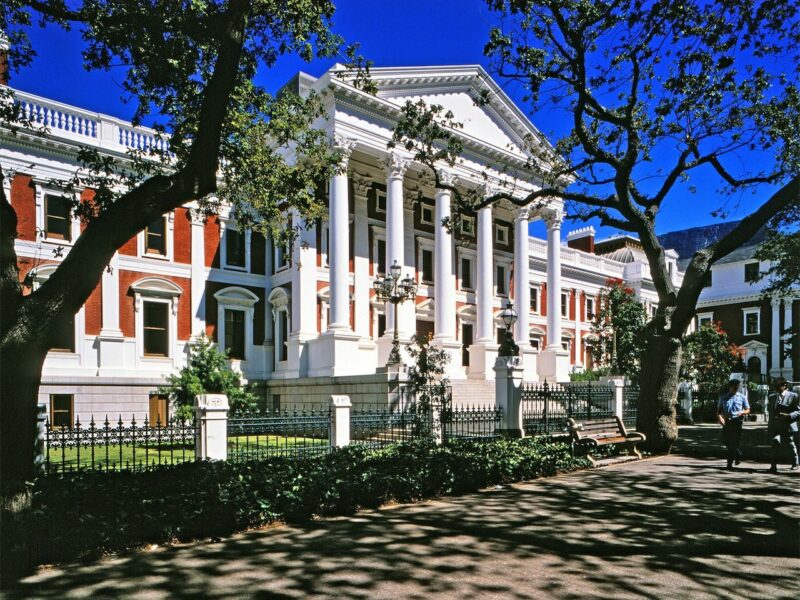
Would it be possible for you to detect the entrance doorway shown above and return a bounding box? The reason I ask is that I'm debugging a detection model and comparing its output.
[461,323,473,366]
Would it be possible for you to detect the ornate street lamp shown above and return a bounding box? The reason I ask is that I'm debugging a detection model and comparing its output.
[374,260,418,365]
[499,301,520,357]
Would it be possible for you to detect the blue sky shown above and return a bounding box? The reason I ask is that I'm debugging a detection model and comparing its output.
[9,0,778,242]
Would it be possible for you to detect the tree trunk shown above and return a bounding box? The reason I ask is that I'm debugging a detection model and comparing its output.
[636,327,682,453]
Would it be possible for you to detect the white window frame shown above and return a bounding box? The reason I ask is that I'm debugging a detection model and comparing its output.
[374,188,387,214]
[697,312,714,329]
[220,220,251,272]
[137,212,175,261]
[372,226,387,276]
[585,296,596,322]
[215,287,258,362]
[420,204,435,226]
[35,186,80,245]
[417,238,435,285]
[742,308,760,336]
[495,261,510,297]
[530,285,540,314]
[460,215,476,236]
[495,224,509,245]
[458,251,476,291]
[131,278,182,363]
[269,287,291,368]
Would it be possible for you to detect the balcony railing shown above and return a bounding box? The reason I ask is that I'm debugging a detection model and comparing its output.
[528,237,626,277]
[7,87,169,155]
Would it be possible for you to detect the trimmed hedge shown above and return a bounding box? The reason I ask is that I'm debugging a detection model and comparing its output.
[4,437,587,570]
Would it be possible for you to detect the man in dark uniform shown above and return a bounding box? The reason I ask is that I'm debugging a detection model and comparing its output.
[768,377,800,473]
[717,379,750,469]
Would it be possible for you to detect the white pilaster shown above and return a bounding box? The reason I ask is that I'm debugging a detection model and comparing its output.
[99,252,121,337]
[328,136,356,331]
[573,289,582,369]
[771,297,781,376]
[286,210,317,378]
[783,298,794,377]
[190,212,206,338]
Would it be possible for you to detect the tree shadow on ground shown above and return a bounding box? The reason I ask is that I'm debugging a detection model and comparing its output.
[9,428,800,599]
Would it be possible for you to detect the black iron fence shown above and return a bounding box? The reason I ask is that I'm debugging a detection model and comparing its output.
[622,385,639,428]
[44,415,196,474]
[350,403,420,447]
[442,404,504,441]
[521,382,615,435]
[227,405,331,460]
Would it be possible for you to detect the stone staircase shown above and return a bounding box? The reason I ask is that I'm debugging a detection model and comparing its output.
[450,380,496,407]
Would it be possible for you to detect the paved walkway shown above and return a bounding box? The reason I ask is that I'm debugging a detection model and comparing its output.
[10,426,800,600]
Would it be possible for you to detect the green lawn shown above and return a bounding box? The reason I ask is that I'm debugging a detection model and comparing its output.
[46,435,330,472]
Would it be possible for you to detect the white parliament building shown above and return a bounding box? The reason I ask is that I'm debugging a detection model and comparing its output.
[3,62,685,422]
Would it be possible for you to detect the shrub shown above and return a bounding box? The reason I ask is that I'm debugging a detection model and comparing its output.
[3,438,587,570]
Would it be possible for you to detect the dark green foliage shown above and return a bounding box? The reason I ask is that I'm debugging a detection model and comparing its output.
[591,278,646,380]
[754,203,800,298]
[682,322,744,390]
[158,336,256,418]
[4,439,587,568]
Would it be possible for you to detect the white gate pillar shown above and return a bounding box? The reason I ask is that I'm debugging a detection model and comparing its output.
[330,395,352,448]
[194,394,229,461]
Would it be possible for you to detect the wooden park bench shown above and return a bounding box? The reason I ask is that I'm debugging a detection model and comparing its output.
[566,416,646,466]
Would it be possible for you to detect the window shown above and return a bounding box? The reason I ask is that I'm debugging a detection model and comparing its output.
[561,292,569,318]
[149,394,169,426]
[530,286,539,313]
[143,301,169,356]
[278,311,288,362]
[585,297,595,321]
[743,309,760,336]
[697,313,713,329]
[561,337,571,352]
[421,248,433,284]
[50,394,73,428]
[44,195,72,241]
[224,309,246,359]
[376,238,387,275]
[461,215,475,236]
[530,337,541,351]
[144,217,167,256]
[460,256,473,290]
[50,313,75,352]
[496,264,507,296]
[225,227,246,269]
[420,204,434,226]
[377,313,386,338]
[495,225,509,245]
[744,262,760,283]
[375,190,387,213]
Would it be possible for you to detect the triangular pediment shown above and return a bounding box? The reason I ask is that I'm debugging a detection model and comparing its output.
[366,66,548,161]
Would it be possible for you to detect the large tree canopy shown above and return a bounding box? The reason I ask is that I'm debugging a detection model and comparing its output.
[391,0,799,450]
[0,0,372,493]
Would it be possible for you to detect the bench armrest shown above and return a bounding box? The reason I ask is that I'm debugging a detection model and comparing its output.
[626,432,646,442]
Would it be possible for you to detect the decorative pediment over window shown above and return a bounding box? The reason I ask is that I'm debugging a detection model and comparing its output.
[530,326,546,337]
[416,298,435,319]
[457,304,477,318]
[130,277,182,315]
[214,286,259,308]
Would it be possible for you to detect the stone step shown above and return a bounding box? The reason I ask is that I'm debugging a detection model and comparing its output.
[591,455,640,468]
[451,381,496,407]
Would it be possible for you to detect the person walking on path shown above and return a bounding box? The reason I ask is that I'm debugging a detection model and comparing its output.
[768,377,800,473]
[717,379,750,469]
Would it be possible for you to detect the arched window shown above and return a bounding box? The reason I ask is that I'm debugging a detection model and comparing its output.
[214,287,259,361]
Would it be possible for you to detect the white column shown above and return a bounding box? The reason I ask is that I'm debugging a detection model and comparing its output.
[573,289,582,368]
[190,212,206,338]
[783,298,794,375]
[434,170,456,341]
[384,153,410,334]
[513,207,530,345]
[353,176,371,339]
[771,297,781,375]
[100,252,121,336]
[328,136,356,331]
[545,210,563,350]
[476,204,494,342]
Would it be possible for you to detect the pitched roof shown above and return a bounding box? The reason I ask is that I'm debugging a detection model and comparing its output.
[657,221,767,269]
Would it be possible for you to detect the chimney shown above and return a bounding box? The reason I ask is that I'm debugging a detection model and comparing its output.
[566,226,596,253]
[0,32,9,87]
